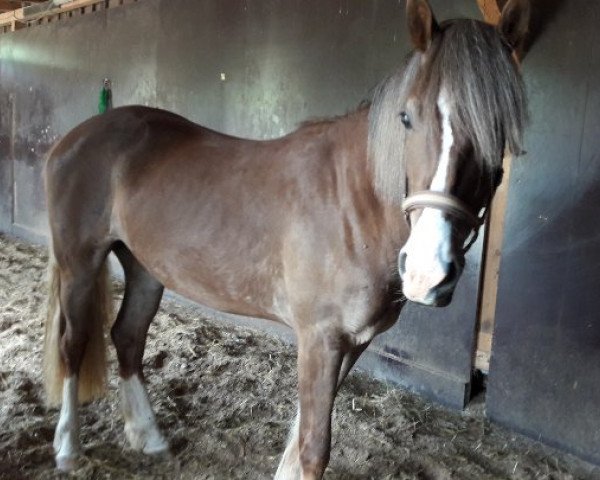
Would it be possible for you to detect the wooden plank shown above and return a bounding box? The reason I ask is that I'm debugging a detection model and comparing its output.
[476,0,502,24]
[0,0,106,28]
[0,0,138,29]
[474,0,501,373]
[473,0,523,374]
[0,8,24,23]
[475,155,513,373]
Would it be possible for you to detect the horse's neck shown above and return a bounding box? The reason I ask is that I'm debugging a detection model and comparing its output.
[330,108,407,253]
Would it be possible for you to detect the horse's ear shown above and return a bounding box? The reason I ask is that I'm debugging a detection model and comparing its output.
[406,0,439,52]
[497,0,531,51]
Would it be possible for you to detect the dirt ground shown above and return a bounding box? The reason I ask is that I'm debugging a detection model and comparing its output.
[0,234,598,480]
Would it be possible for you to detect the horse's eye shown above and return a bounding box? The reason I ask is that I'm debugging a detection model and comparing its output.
[399,111,412,129]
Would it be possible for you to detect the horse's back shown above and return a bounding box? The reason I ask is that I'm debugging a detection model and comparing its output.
[46,106,203,173]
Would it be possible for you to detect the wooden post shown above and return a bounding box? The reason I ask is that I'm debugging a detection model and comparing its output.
[474,0,514,373]
[474,0,527,372]
[475,155,513,372]
[476,0,502,24]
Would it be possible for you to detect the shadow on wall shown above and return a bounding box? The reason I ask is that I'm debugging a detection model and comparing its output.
[523,0,567,56]
[494,0,566,58]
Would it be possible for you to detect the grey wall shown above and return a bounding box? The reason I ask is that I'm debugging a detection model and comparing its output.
[0,0,484,409]
[0,1,160,240]
[487,0,600,465]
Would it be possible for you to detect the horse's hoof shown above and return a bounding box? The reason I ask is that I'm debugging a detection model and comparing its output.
[143,436,169,455]
[55,454,78,472]
[125,423,169,455]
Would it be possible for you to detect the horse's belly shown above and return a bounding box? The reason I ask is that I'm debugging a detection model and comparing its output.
[113,162,291,323]
[123,230,289,325]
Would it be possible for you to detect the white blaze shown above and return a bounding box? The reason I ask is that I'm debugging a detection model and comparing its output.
[431,94,454,192]
[401,92,455,304]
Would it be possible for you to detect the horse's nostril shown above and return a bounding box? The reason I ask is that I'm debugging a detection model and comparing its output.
[398,252,407,277]
[448,261,456,278]
[437,260,457,288]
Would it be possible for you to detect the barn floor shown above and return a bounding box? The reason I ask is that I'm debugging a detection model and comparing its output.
[0,234,598,480]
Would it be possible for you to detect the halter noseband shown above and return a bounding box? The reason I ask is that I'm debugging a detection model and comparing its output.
[402,191,487,253]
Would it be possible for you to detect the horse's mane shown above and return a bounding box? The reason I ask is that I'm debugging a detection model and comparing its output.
[368,19,528,204]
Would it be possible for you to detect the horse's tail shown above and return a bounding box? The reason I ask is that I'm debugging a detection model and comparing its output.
[44,248,113,406]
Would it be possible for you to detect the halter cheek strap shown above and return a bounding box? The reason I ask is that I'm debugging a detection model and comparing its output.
[402,191,488,253]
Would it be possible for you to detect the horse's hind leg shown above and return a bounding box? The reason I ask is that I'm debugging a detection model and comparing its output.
[111,243,168,454]
[48,248,112,471]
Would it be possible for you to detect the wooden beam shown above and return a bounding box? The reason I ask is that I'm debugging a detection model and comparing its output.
[473,0,525,374]
[476,0,502,24]
[0,1,46,13]
[474,0,501,372]
[0,0,108,27]
[475,154,514,373]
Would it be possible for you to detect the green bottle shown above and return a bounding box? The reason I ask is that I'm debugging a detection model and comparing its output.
[98,78,112,114]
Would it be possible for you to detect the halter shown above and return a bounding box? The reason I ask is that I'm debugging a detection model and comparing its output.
[402,191,488,253]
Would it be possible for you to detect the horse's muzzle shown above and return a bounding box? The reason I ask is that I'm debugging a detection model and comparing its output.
[398,253,464,307]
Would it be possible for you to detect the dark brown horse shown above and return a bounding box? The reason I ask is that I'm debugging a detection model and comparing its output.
[43,1,529,478]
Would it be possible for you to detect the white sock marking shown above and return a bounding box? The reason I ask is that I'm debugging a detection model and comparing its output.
[54,376,80,471]
[120,375,168,454]
[274,407,301,480]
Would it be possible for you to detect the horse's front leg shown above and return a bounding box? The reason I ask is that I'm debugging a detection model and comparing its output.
[296,329,343,480]
[277,326,365,480]
[275,341,368,480]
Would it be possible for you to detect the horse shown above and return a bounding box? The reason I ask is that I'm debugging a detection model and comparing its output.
[42,0,529,478]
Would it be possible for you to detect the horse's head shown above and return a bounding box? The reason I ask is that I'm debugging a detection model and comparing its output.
[369,0,529,307]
